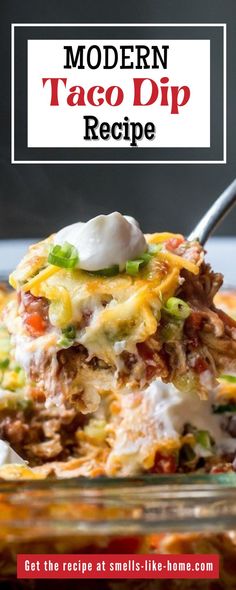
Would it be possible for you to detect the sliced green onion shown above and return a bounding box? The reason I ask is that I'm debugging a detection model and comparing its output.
[62,325,76,340]
[0,358,9,370]
[126,252,152,276]
[148,243,163,254]
[195,430,212,450]
[220,374,236,384]
[89,265,119,277]
[164,297,190,320]
[12,365,22,373]
[126,259,145,275]
[213,403,236,414]
[173,371,197,393]
[58,336,74,349]
[140,252,152,264]
[58,325,76,348]
[48,242,79,269]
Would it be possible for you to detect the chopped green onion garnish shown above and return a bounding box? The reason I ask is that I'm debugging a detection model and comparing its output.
[195,430,212,450]
[58,325,76,348]
[148,243,163,254]
[89,265,119,277]
[58,336,74,349]
[126,259,145,275]
[220,374,236,384]
[213,403,236,414]
[126,252,152,276]
[62,325,76,340]
[12,365,22,373]
[164,297,190,320]
[48,242,79,269]
[0,358,9,370]
[140,252,152,264]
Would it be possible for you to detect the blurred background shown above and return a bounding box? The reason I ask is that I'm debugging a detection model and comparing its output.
[0,0,236,242]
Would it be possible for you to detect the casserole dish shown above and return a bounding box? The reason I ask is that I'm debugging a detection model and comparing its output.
[1,473,236,588]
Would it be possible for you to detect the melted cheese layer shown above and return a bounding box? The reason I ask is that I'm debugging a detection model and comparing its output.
[9,233,201,365]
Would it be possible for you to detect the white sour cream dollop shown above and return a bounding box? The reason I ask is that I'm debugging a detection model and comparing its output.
[55,212,147,272]
[106,380,236,476]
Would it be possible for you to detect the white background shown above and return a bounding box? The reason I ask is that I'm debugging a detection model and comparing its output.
[28,39,210,149]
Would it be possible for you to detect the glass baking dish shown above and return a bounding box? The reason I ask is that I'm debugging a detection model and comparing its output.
[1,473,236,588]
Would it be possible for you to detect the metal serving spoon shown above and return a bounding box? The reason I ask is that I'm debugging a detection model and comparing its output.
[0,179,236,283]
[188,178,236,245]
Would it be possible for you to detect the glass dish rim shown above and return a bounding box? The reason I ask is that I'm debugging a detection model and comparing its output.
[1,473,236,536]
[1,472,236,491]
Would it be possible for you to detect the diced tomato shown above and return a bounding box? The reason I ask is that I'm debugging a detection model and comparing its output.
[137,343,168,381]
[21,292,49,336]
[194,357,209,374]
[25,312,47,336]
[137,342,154,361]
[151,452,177,474]
[186,311,203,332]
[137,343,156,379]
[166,236,185,251]
[211,464,232,474]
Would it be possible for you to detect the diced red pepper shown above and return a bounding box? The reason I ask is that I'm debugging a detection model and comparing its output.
[166,236,185,251]
[25,312,47,336]
[151,452,177,474]
[194,357,209,374]
[211,464,232,474]
[187,311,203,332]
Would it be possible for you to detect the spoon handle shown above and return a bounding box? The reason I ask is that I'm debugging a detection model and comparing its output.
[188,179,236,245]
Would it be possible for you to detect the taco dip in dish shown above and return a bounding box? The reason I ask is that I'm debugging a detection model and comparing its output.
[0,214,236,480]
[6,212,236,414]
[1,216,236,586]
[1,299,236,481]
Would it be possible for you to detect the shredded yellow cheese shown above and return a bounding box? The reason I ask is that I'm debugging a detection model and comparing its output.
[8,232,203,362]
[0,465,44,480]
[146,232,183,244]
[156,250,199,275]
[8,273,17,289]
[153,268,180,300]
[22,265,61,294]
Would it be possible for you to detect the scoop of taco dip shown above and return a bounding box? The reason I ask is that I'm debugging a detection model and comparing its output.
[5,213,236,416]
[0,227,236,481]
